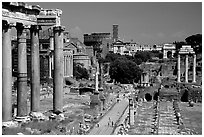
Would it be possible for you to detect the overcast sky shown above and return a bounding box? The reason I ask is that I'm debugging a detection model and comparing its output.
[28,2,202,45]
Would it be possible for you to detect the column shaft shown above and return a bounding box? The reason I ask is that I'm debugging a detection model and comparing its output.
[53,26,65,112]
[17,24,28,116]
[30,25,40,112]
[193,54,196,83]
[95,62,99,92]
[177,54,181,82]
[2,21,12,122]
[49,55,52,78]
[185,54,188,83]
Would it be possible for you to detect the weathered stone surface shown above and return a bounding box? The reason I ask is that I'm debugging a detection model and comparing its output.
[2,121,19,128]
[29,112,49,121]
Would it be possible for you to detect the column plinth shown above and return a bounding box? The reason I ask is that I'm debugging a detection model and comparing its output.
[193,54,196,83]
[2,21,12,122]
[177,54,181,82]
[53,26,65,113]
[16,23,29,117]
[30,25,41,112]
[185,54,189,83]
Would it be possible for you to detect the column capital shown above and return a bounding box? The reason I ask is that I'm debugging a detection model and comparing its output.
[30,25,41,32]
[2,20,13,30]
[16,23,30,31]
[53,26,65,32]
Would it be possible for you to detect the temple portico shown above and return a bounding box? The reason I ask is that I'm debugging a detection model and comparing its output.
[177,45,196,83]
[2,2,64,122]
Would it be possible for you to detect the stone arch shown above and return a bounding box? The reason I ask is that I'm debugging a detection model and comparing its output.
[145,93,152,101]
[167,51,172,58]
[181,90,189,102]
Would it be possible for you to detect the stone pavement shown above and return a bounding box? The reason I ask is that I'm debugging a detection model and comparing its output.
[128,101,181,135]
[128,101,155,135]
[88,99,129,135]
[158,101,179,135]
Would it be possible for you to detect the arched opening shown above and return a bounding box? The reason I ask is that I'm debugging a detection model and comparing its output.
[181,90,189,102]
[145,93,152,101]
[167,51,172,58]
[153,92,159,101]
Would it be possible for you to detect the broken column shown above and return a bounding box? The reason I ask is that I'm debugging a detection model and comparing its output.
[193,54,196,83]
[185,54,188,83]
[16,23,28,117]
[129,98,134,126]
[177,54,181,82]
[30,25,41,112]
[53,26,65,113]
[2,21,12,122]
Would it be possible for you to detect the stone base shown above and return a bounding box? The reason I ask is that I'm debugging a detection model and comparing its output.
[2,121,19,128]
[90,92,101,108]
[14,116,30,123]
[29,112,49,121]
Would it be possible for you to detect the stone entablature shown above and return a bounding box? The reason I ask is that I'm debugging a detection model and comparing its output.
[178,45,195,54]
[37,9,62,26]
[2,2,41,26]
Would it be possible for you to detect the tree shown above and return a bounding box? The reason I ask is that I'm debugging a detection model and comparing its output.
[109,58,142,84]
[133,51,152,64]
[185,34,202,54]
[73,62,89,80]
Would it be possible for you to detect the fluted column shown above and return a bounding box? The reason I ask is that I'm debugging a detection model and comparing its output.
[16,23,28,117]
[53,26,65,112]
[2,21,12,122]
[177,54,181,82]
[193,54,196,83]
[30,25,41,112]
[185,54,188,83]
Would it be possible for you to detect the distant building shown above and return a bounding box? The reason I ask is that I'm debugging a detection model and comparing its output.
[162,43,176,59]
[84,32,112,58]
[112,40,131,56]
[113,24,118,42]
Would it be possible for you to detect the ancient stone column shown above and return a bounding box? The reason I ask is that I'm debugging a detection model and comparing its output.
[185,54,189,83]
[53,26,65,112]
[193,54,196,83]
[30,25,40,112]
[70,55,73,77]
[16,23,28,117]
[99,63,103,88]
[129,98,134,126]
[95,62,99,92]
[2,21,12,122]
[177,54,181,82]
[49,36,54,78]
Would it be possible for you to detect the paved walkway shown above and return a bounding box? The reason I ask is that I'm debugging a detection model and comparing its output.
[88,99,129,135]
[128,101,155,135]
[158,101,179,135]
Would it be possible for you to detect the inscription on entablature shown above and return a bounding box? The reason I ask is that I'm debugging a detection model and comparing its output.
[2,9,37,22]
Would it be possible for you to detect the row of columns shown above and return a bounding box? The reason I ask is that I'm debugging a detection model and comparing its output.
[2,20,65,122]
[64,54,73,77]
[177,54,196,83]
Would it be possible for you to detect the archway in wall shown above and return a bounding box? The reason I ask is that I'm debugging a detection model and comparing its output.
[181,90,189,102]
[145,93,152,101]
[167,51,172,58]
